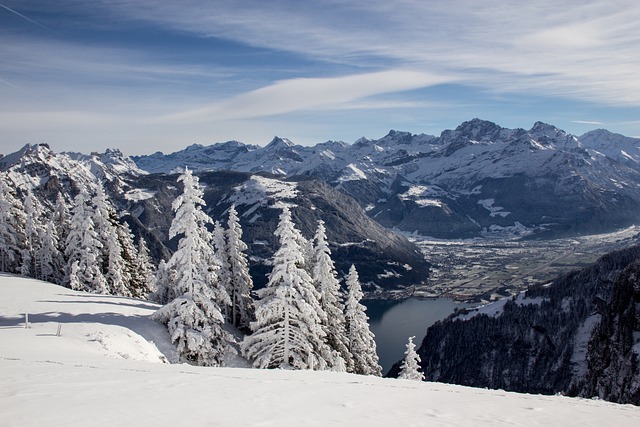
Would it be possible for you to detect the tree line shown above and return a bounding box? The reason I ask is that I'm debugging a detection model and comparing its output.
[0,172,155,297]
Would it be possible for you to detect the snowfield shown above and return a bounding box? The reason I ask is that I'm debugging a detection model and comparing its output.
[2,275,640,426]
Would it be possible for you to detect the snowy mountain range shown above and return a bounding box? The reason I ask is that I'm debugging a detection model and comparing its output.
[132,119,640,238]
[0,143,429,292]
[3,275,639,426]
[3,118,640,287]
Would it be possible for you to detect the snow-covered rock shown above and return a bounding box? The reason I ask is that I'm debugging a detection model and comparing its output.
[131,119,640,239]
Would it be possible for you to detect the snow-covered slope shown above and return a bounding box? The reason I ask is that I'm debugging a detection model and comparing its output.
[131,120,640,238]
[2,275,639,426]
[580,129,640,164]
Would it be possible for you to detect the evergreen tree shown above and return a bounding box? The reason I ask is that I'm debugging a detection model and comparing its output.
[65,188,108,293]
[398,336,425,381]
[115,220,153,298]
[21,190,46,278]
[225,205,255,329]
[0,173,25,273]
[68,260,81,291]
[344,264,381,376]
[92,184,129,295]
[200,222,228,313]
[37,221,65,284]
[312,220,351,372]
[293,215,314,273]
[131,236,156,298]
[152,168,233,366]
[52,192,70,260]
[242,206,332,370]
[153,259,173,304]
[105,224,129,296]
[211,220,231,319]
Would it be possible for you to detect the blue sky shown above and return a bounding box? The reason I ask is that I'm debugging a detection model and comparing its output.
[1,1,639,156]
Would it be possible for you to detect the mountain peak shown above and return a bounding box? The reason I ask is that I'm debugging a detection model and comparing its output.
[0,143,52,170]
[353,136,373,147]
[380,130,416,145]
[580,128,624,141]
[184,143,204,151]
[529,121,566,137]
[214,140,247,149]
[452,118,503,141]
[266,136,295,149]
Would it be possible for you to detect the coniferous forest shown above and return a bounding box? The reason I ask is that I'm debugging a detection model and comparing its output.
[0,167,381,375]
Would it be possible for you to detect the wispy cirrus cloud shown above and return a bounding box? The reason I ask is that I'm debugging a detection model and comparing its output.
[84,0,640,105]
[2,0,640,154]
[572,120,605,125]
[161,70,456,123]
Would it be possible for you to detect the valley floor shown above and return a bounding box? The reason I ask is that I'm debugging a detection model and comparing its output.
[1,276,639,426]
[401,225,640,302]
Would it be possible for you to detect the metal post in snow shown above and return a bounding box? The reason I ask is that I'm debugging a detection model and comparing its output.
[25,313,29,329]
[56,323,62,337]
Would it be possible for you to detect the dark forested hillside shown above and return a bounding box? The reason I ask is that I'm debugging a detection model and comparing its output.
[577,258,640,403]
[388,245,640,405]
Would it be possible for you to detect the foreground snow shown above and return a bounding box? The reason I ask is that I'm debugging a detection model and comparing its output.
[1,276,639,426]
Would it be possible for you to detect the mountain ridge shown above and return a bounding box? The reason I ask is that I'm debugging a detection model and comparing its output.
[0,143,430,292]
[130,119,640,239]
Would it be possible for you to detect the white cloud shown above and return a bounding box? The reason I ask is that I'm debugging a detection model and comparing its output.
[3,1,640,154]
[572,120,604,125]
[160,70,455,123]
[89,0,640,105]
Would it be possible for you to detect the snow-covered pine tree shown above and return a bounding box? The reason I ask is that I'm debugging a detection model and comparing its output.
[64,188,108,293]
[200,221,229,314]
[117,220,148,297]
[398,336,425,381]
[344,264,382,376]
[92,185,129,296]
[68,260,81,291]
[211,220,231,318]
[0,173,25,273]
[64,190,87,280]
[21,190,46,278]
[152,168,233,366]
[312,220,351,372]
[153,259,174,304]
[225,205,255,330]
[131,236,156,298]
[242,206,333,370]
[37,221,65,284]
[52,192,70,259]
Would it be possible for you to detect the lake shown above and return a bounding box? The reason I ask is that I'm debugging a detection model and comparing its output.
[364,297,474,374]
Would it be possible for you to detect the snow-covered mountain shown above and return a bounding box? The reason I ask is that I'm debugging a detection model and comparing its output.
[0,144,429,292]
[132,119,640,238]
[389,244,640,405]
[3,275,639,426]
[122,170,430,291]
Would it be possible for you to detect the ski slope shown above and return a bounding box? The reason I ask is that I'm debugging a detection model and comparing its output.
[1,275,639,426]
